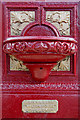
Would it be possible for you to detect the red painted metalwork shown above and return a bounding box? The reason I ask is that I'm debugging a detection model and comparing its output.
[3,37,77,81]
[2,9,77,81]
[1,1,79,119]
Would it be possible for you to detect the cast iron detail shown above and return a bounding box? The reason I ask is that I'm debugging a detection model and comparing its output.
[2,83,79,90]
[2,5,78,82]
[3,41,77,54]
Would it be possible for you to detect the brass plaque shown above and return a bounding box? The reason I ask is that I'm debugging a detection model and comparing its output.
[22,100,58,113]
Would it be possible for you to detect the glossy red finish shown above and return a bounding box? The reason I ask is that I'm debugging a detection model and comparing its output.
[3,37,77,81]
[2,92,78,118]
[24,63,57,81]
[1,1,79,119]
[3,11,77,81]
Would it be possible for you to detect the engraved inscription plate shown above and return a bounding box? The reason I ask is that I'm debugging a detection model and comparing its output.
[22,100,58,113]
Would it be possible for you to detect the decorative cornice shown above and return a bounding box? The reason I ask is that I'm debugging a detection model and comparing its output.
[1,83,79,90]
[3,41,77,54]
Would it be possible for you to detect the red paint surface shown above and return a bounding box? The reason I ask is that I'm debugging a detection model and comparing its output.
[0,1,2,119]
[24,63,57,81]
[1,1,79,119]
[2,93,78,118]
[2,4,77,81]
